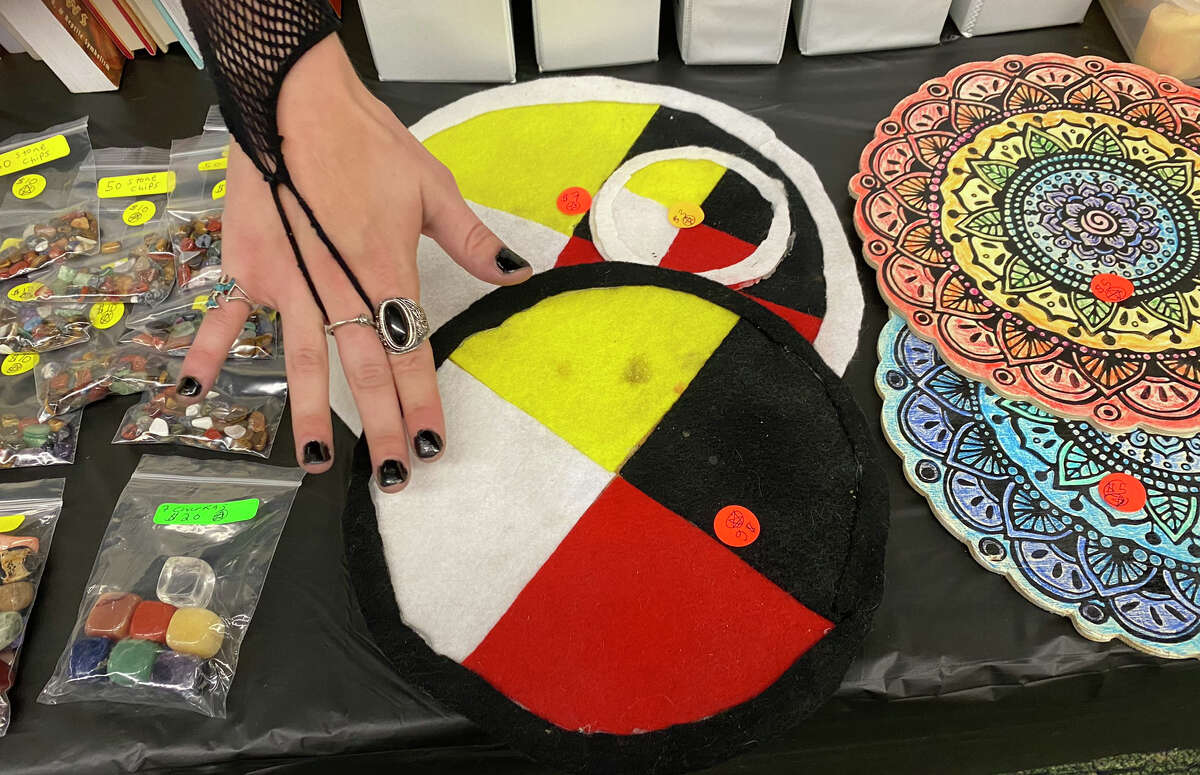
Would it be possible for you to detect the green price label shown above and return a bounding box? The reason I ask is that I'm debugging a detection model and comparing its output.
[154,498,260,526]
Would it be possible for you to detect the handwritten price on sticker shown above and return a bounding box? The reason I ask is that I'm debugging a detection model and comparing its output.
[1,352,39,377]
[11,173,45,200]
[212,180,226,200]
[714,505,760,548]
[668,202,704,230]
[7,282,45,302]
[154,498,260,526]
[89,302,124,330]
[123,200,157,226]
[97,171,176,198]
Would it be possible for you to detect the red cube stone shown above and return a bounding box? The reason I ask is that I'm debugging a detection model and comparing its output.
[84,592,142,639]
[128,601,176,644]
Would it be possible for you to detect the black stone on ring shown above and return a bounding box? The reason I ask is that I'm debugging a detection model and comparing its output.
[377,297,429,356]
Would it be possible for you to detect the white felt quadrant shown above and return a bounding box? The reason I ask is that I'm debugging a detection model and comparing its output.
[370,361,614,662]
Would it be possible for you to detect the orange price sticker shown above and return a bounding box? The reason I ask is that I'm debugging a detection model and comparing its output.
[714,505,760,548]
[1090,273,1133,303]
[1098,472,1146,513]
[556,186,591,215]
[668,202,704,229]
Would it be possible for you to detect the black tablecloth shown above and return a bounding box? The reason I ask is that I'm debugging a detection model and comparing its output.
[2,3,1198,773]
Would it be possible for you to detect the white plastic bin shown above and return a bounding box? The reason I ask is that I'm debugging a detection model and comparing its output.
[533,0,660,72]
[359,0,516,82]
[1100,0,1200,85]
[793,0,953,55]
[675,0,792,64]
[950,0,1092,36]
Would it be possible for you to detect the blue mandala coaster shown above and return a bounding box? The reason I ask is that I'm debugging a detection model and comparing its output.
[878,314,1200,658]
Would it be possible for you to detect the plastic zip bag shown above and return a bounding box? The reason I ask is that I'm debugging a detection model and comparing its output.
[203,105,226,133]
[39,456,304,718]
[120,285,279,359]
[0,117,99,282]
[114,362,286,457]
[0,478,65,735]
[166,133,229,291]
[0,296,92,353]
[0,363,79,468]
[34,344,172,421]
[7,239,175,306]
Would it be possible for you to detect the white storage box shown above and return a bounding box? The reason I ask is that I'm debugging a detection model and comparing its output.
[675,0,792,64]
[794,0,953,55]
[359,0,516,82]
[1100,0,1200,85]
[950,0,1092,36]
[533,0,660,72]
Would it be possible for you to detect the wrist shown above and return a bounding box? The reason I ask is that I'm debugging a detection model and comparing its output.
[277,35,365,132]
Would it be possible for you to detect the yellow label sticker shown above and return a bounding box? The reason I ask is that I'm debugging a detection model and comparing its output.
[198,158,227,172]
[212,180,226,200]
[0,134,69,176]
[7,282,45,302]
[668,202,705,229]
[89,302,125,329]
[0,237,22,252]
[122,200,157,226]
[1,352,38,376]
[192,294,211,312]
[0,515,23,533]
[97,171,176,198]
[11,173,45,200]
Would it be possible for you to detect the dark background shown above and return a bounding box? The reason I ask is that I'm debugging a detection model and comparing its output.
[1,2,1197,773]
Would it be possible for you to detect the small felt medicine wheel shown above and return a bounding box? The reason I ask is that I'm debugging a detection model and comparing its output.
[852,54,1200,435]
[344,264,888,775]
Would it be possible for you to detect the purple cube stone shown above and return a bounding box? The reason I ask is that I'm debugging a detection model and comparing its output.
[149,650,201,691]
[68,637,111,680]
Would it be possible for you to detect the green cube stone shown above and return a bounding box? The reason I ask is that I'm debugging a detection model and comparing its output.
[107,638,160,687]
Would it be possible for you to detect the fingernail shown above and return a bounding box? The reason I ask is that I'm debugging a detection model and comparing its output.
[378,459,408,488]
[413,430,443,460]
[177,376,201,397]
[303,440,331,465]
[495,247,530,273]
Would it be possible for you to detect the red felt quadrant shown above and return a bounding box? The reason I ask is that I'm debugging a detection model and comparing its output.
[462,477,833,735]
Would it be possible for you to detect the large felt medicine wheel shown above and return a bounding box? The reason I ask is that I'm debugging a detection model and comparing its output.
[344,264,888,774]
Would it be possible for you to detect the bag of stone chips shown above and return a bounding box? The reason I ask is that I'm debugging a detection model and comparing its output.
[166,132,229,291]
[0,478,65,735]
[33,343,172,421]
[0,357,79,468]
[120,285,279,359]
[39,456,304,718]
[0,117,98,283]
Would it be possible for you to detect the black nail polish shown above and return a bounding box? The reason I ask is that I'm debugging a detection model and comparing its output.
[495,247,530,273]
[177,376,201,397]
[413,430,443,459]
[378,459,408,488]
[303,440,331,465]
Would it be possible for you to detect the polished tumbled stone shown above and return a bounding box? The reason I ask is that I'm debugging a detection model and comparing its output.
[84,592,141,639]
[128,600,176,644]
[68,637,111,680]
[149,650,202,691]
[107,638,160,687]
[157,556,215,608]
[165,607,224,659]
[0,612,21,650]
[0,581,33,612]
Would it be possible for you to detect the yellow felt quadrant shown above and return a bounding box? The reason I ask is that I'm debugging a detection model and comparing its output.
[625,158,728,209]
[450,286,738,471]
[424,102,659,236]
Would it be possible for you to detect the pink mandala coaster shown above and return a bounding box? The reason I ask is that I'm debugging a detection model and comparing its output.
[852,54,1200,435]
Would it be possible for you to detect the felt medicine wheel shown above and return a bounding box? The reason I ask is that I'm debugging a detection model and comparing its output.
[879,314,1200,658]
[408,76,862,375]
[344,264,888,775]
[852,54,1200,434]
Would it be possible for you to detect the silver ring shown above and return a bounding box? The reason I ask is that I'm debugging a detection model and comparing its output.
[324,313,374,335]
[205,275,253,310]
[376,297,429,356]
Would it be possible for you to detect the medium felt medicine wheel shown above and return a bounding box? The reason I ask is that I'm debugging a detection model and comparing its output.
[852,54,1200,435]
[344,264,888,774]
[879,314,1200,658]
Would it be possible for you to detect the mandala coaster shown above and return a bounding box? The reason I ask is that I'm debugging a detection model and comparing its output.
[330,76,862,435]
[853,54,1200,435]
[344,264,888,775]
[880,313,1200,658]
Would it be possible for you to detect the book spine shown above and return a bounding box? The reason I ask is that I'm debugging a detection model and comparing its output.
[42,0,124,86]
[82,0,133,58]
[113,0,154,54]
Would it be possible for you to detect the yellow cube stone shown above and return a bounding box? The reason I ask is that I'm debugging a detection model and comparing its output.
[165,607,225,659]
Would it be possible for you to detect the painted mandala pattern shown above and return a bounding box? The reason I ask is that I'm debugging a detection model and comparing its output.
[853,54,1200,434]
[879,315,1200,658]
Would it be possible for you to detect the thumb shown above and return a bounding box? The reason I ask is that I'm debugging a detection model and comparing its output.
[420,163,533,285]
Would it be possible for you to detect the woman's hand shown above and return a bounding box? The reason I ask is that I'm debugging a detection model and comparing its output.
[175,35,532,491]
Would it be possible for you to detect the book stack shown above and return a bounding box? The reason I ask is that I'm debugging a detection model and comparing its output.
[0,1,342,94]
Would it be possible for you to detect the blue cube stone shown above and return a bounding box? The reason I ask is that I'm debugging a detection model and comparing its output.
[68,637,111,681]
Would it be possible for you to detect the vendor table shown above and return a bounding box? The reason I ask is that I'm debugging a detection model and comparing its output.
[1,3,1196,773]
